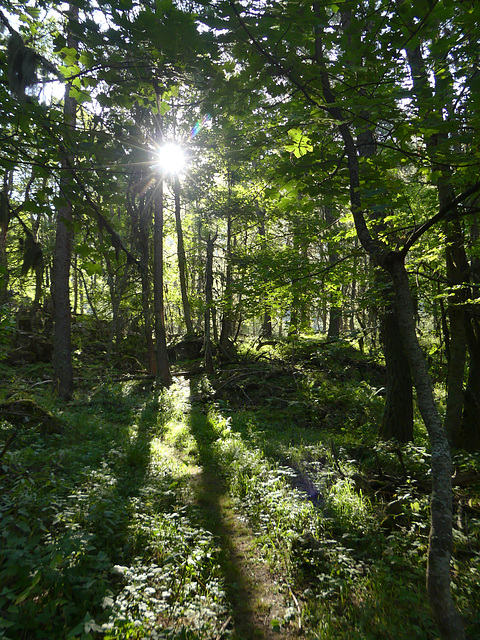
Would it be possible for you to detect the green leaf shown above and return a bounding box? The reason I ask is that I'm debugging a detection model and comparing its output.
[69,87,92,104]
[285,128,314,158]
[25,7,41,18]
[82,262,103,276]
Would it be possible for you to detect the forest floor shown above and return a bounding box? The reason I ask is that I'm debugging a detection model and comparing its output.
[1,337,480,640]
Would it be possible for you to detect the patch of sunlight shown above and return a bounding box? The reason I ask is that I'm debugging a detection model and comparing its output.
[162,377,192,416]
[128,423,138,438]
[119,380,140,396]
[150,437,200,475]
[163,420,198,460]
[326,477,372,530]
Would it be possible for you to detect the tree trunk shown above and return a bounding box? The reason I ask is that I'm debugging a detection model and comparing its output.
[461,217,480,450]
[324,202,341,340]
[379,301,414,442]
[405,44,470,448]
[135,192,157,374]
[220,205,233,353]
[173,175,194,335]
[462,326,480,451]
[204,233,217,374]
[389,257,465,640]
[153,175,172,386]
[462,240,480,450]
[258,208,273,339]
[0,186,9,304]
[52,4,77,400]
[313,18,464,637]
[438,194,469,448]
[354,90,414,442]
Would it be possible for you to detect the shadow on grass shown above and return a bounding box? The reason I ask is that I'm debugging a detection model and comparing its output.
[0,379,175,638]
[187,380,267,640]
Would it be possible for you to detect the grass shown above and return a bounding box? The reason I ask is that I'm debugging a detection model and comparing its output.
[1,339,480,639]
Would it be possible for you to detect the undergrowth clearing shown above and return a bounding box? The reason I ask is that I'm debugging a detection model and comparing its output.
[1,339,479,639]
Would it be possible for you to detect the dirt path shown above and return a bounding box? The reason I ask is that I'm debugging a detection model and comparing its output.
[194,468,304,640]
[169,377,305,639]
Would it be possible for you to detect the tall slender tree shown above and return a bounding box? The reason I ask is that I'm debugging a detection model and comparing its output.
[52,4,78,400]
[173,174,194,335]
[153,97,172,386]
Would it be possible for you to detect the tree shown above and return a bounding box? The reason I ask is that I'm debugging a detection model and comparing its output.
[52,4,78,400]
[173,173,194,335]
[196,0,479,636]
[153,102,172,386]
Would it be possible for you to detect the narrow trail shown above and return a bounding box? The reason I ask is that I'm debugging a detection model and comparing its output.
[169,376,304,639]
[194,467,301,640]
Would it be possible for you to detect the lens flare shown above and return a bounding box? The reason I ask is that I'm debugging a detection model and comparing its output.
[190,114,211,140]
[157,143,186,174]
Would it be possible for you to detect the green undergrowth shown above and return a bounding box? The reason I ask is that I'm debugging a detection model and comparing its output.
[1,340,480,639]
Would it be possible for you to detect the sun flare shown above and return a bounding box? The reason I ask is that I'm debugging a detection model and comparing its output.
[156,142,186,175]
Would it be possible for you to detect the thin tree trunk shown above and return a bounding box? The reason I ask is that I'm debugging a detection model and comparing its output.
[0,184,9,304]
[52,4,77,400]
[258,208,272,339]
[220,203,233,353]
[389,258,464,639]
[204,232,217,374]
[135,194,157,374]
[313,16,464,637]
[462,322,480,451]
[153,175,172,386]
[72,252,78,315]
[173,175,194,335]
[462,225,480,450]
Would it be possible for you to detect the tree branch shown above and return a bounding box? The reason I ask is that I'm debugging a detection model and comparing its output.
[402,181,480,254]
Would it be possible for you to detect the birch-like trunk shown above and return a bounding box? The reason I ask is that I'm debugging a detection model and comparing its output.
[313,14,464,637]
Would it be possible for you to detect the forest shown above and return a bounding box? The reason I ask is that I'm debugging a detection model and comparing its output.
[0,1,480,639]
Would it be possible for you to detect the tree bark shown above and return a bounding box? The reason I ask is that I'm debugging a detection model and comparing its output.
[220,198,233,353]
[0,183,9,304]
[462,296,480,451]
[405,44,470,448]
[204,232,217,374]
[324,203,341,339]
[173,175,194,335]
[460,216,480,450]
[379,300,414,442]
[136,193,157,374]
[388,257,464,640]
[313,16,464,637]
[52,4,77,400]
[153,175,172,386]
[258,208,273,339]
